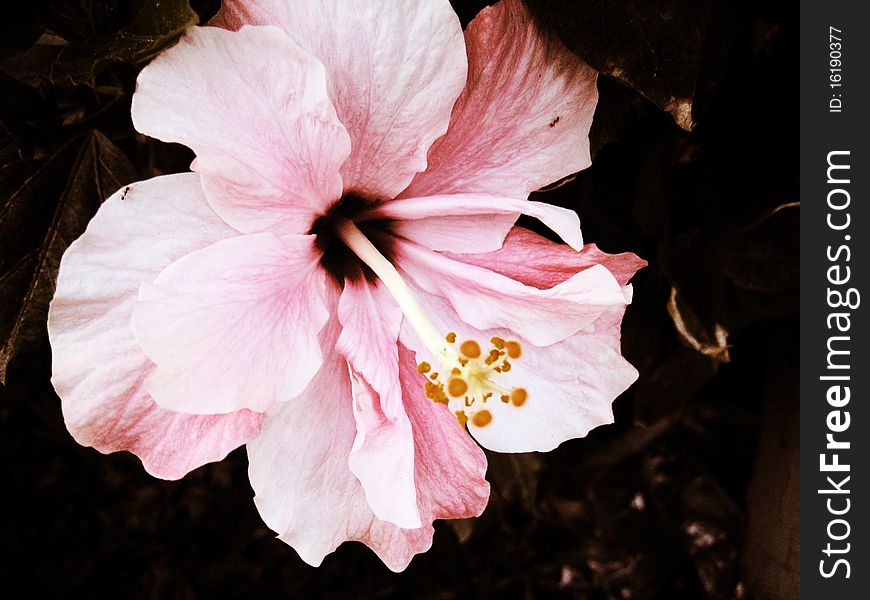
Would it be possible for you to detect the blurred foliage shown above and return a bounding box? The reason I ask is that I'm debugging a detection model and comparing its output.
[0,0,201,379]
[52,0,198,85]
[527,0,731,131]
[1,0,797,598]
[0,131,135,381]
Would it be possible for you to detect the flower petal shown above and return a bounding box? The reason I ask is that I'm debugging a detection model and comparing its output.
[48,173,261,480]
[248,318,488,572]
[132,233,329,415]
[337,278,420,529]
[399,287,636,453]
[402,0,598,198]
[131,25,350,234]
[466,316,637,452]
[448,227,648,289]
[396,229,643,452]
[364,193,583,253]
[397,342,490,524]
[394,238,627,347]
[212,0,467,199]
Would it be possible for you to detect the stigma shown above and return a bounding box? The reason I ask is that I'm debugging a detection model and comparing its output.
[419,335,528,428]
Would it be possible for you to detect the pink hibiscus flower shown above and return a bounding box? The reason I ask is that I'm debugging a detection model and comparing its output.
[48,0,645,571]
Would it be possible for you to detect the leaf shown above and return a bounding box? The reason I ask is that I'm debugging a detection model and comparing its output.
[0,70,59,156]
[667,287,730,364]
[0,4,45,62]
[588,75,655,157]
[743,350,799,599]
[51,0,198,86]
[485,451,543,513]
[645,462,744,597]
[721,202,799,294]
[525,0,730,131]
[0,130,135,383]
[445,517,476,544]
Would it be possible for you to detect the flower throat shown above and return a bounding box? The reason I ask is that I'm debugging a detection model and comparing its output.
[309,193,394,284]
[331,215,528,429]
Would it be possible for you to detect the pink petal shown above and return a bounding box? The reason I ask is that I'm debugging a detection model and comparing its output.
[395,228,643,452]
[248,318,488,572]
[131,25,350,234]
[394,238,627,347]
[466,315,637,452]
[212,0,467,200]
[363,193,584,253]
[397,342,490,524]
[48,174,261,480]
[402,0,598,198]
[449,227,648,289]
[337,279,420,529]
[399,290,635,453]
[132,233,330,415]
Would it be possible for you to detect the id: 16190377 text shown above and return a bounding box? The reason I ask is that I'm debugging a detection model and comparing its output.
[829,26,843,113]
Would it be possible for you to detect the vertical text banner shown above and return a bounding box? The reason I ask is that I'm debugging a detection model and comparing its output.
[801,0,869,596]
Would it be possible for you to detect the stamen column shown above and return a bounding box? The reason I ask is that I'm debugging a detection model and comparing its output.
[332,216,448,359]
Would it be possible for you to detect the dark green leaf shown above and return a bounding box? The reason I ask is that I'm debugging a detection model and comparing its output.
[52,0,198,86]
[0,130,135,383]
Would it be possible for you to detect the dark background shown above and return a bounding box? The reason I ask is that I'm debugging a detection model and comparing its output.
[0,1,798,598]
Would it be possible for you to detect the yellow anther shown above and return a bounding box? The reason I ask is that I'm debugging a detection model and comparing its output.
[421,334,528,421]
[425,381,448,405]
[447,377,468,398]
[510,387,528,407]
[460,340,481,359]
[455,410,468,427]
[471,410,493,427]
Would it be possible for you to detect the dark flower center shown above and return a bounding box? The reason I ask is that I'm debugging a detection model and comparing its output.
[309,193,395,283]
